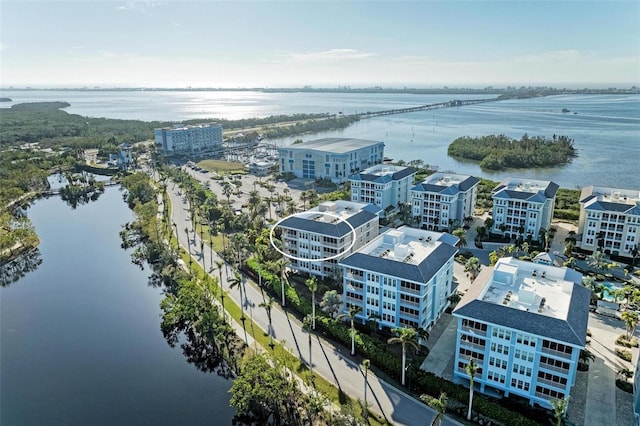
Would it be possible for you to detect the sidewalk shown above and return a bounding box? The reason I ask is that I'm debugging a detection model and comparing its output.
[166,181,465,426]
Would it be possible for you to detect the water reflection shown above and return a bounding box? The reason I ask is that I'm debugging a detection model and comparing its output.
[0,247,42,287]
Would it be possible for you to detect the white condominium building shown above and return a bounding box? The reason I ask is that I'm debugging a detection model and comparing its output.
[411,173,479,230]
[491,178,559,241]
[339,226,458,331]
[349,165,416,214]
[278,200,381,278]
[453,257,589,409]
[278,138,385,184]
[576,186,640,258]
[154,123,223,154]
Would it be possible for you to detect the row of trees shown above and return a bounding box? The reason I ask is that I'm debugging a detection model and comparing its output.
[161,162,548,426]
[447,134,577,170]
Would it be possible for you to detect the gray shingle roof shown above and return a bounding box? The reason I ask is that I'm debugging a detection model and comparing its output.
[340,243,458,283]
[599,201,636,213]
[350,166,416,183]
[279,210,378,237]
[453,282,590,346]
[411,175,479,194]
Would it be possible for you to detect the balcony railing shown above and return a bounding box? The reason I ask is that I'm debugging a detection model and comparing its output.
[536,377,567,390]
[540,347,572,360]
[459,339,486,352]
[538,362,569,375]
[461,325,487,336]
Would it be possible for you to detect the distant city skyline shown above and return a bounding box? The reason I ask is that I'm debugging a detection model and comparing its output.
[1,1,639,89]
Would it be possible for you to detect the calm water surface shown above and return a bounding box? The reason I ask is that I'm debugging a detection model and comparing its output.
[0,187,234,425]
[1,90,638,188]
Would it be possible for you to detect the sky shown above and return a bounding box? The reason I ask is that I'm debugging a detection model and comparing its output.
[1,0,639,88]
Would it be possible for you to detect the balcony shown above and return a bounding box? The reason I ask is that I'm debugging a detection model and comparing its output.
[536,377,567,390]
[399,285,421,296]
[541,347,572,360]
[400,298,420,307]
[538,362,569,375]
[459,339,486,352]
[461,325,487,337]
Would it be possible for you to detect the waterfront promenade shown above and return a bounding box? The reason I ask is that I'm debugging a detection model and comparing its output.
[164,178,464,426]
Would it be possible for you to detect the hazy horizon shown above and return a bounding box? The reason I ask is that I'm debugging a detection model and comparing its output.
[2,83,638,91]
[1,1,639,88]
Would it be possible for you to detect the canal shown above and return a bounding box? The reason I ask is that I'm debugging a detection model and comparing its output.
[0,185,234,425]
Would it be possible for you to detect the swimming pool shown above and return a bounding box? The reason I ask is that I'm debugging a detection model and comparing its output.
[600,280,623,302]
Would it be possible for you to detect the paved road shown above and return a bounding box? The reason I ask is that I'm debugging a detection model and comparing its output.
[165,179,464,426]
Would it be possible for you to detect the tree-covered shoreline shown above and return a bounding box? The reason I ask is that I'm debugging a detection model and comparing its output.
[447,134,577,170]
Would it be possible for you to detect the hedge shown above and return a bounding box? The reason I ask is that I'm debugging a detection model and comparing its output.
[245,258,546,426]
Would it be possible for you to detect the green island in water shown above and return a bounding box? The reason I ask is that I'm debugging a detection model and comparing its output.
[447,133,577,170]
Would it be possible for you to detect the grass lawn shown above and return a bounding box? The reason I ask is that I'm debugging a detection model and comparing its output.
[197,159,246,175]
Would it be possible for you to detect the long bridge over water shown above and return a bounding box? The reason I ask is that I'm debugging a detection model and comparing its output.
[355,97,497,119]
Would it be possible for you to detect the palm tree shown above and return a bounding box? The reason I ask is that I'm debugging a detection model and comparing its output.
[306,276,318,330]
[361,359,371,420]
[230,233,248,271]
[320,290,343,319]
[184,226,191,253]
[302,314,314,374]
[222,183,233,205]
[254,245,266,288]
[271,258,289,307]
[464,257,481,281]
[247,190,261,217]
[229,271,245,321]
[259,296,275,349]
[214,259,224,298]
[388,327,420,386]
[421,392,447,426]
[285,199,297,216]
[579,348,596,366]
[622,310,639,340]
[465,358,479,421]
[475,226,487,242]
[550,396,569,426]
[452,227,467,248]
[337,304,362,356]
[588,250,608,273]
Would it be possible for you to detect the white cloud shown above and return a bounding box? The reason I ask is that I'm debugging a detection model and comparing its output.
[116,1,165,13]
[281,49,377,62]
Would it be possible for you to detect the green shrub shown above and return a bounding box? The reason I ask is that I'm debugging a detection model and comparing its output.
[616,335,639,348]
[616,379,633,393]
[616,348,632,361]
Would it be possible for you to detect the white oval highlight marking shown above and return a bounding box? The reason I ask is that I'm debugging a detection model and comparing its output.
[269,211,357,262]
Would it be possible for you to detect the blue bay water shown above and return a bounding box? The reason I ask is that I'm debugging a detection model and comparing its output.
[0,187,234,425]
[1,90,638,188]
